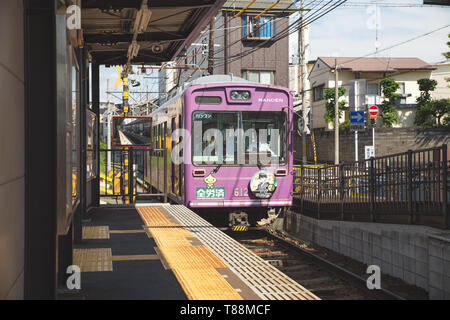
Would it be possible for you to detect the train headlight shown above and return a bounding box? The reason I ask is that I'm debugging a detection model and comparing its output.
[230,90,251,100]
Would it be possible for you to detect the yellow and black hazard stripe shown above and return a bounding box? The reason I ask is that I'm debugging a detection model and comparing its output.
[233,226,248,232]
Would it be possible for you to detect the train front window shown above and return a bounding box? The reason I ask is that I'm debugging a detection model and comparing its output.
[192,111,286,165]
[192,112,238,164]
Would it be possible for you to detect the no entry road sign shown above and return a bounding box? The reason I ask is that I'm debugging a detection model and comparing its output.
[369,105,378,119]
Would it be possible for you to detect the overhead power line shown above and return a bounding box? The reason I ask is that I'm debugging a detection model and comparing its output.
[214,0,348,67]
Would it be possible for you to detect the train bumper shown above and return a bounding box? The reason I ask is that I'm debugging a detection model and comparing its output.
[189,199,292,207]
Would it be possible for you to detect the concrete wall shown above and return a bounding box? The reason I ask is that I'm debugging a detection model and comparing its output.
[0,0,24,299]
[294,127,450,164]
[283,211,450,299]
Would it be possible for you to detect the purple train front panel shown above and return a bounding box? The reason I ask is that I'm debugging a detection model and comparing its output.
[182,82,293,208]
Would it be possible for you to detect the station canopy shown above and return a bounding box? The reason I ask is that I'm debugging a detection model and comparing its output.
[81,0,227,65]
[222,0,302,14]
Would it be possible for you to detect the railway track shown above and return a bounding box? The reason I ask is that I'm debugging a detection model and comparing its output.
[226,227,405,300]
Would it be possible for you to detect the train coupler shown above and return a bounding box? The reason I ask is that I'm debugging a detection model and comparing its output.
[229,212,249,231]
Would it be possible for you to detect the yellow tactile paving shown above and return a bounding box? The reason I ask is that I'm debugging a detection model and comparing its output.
[137,206,243,300]
[82,226,110,239]
[111,254,160,261]
[109,229,145,234]
[73,248,113,272]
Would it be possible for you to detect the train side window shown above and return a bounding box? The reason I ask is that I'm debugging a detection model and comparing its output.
[157,124,160,149]
[162,122,167,148]
[159,124,163,149]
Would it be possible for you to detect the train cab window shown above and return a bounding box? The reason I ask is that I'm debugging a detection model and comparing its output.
[192,112,238,164]
[241,111,286,164]
[192,111,286,165]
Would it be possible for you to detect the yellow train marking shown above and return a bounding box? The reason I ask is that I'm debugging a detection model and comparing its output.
[137,206,243,300]
[233,226,248,232]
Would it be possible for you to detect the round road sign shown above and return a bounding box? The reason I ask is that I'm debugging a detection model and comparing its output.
[369,105,379,116]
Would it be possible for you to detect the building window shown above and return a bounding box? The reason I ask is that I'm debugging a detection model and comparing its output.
[367,82,379,95]
[192,48,198,66]
[242,15,274,39]
[242,70,274,85]
[313,84,325,101]
[396,82,405,95]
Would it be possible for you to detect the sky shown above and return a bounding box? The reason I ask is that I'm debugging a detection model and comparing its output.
[99,65,161,104]
[289,1,450,63]
[99,0,450,103]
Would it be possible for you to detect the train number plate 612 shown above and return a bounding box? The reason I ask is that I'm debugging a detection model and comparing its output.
[233,187,248,197]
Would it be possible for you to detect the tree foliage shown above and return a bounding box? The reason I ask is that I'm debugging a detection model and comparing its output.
[416,99,450,127]
[415,78,437,126]
[431,99,450,125]
[443,33,450,60]
[324,86,347,128]
[379,77,400,127]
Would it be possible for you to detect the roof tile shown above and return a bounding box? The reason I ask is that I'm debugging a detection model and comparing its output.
[318,57,434,72]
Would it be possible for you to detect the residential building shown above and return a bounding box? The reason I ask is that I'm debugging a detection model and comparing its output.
[158,61,179,105]
[289,61,315,100]
[308,57,435,129]
[431,60,450,99]
[159,0,297,104]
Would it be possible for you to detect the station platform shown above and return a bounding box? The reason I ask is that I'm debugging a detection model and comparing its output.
[75,204,319,300]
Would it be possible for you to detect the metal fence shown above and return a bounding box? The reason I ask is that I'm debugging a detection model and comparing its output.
[98,148,167,202]
[293,144,449,229]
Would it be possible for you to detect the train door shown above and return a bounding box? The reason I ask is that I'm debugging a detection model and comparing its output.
[171,117,176,194]
[178,115,183,197]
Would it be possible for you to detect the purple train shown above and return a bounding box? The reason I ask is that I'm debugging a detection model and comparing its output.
[145,75,293,223]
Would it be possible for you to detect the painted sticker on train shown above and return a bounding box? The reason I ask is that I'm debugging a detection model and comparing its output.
[196,187,225,199]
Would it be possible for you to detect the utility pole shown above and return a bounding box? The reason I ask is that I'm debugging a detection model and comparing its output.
[334,58,339,165]
[106,79,112,173]
[208,17,215,75]
[298,0,310,165]
[146,84,149,114]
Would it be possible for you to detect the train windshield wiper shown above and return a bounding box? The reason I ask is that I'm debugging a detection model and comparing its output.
[257,159,263,169]
[212,163,222,174]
